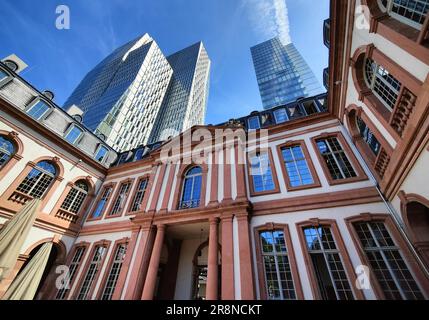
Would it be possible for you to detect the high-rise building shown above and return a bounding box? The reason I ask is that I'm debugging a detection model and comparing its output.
[64,34,173,151]
[251,37,324,110]
[149,42,211,143]
[64,34,211,152]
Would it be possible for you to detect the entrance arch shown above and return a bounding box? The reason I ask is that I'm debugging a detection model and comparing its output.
[21,238,66,299]
[191,240,221,300]
[399,192,429,268]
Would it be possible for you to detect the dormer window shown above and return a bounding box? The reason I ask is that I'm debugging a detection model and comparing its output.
[248,116,261,130]
[64,125,84,145]
[134,148,145,161]
[95,145,109,163]
[273,108,289,124]
[0,69,8,82]
[27,100,50,120]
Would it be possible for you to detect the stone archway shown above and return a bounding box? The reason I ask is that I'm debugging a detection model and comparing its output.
[191,240,221,300]
[399,191,429,268]
[21,238,67,300]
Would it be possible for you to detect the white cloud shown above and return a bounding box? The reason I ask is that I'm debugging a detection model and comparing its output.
[242,0,291,44]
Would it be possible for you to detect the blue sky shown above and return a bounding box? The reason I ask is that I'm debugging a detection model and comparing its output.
[0,0,329,125]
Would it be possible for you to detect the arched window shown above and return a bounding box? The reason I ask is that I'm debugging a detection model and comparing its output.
[60,180,89,214]
[179,166,202,209]
[379,0,429,29]
[16,161,57,198]
[356,116,382,156]
[364,58,402,111]
[0,135,15,169]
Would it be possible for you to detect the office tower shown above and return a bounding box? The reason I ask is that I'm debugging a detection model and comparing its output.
[251,37,324,110]
[149,42,211,143]
[63,34,174,151]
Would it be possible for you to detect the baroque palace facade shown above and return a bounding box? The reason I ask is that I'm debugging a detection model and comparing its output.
[0,0,429,300]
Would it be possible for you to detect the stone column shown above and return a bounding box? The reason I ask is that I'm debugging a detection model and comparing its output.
[123,223,155,299]
[141,224,166,300]
[236,213,255,300]
[221,213,234,300]
[206,217,219,300]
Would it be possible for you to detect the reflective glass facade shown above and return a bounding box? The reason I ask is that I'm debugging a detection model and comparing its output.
[64,34,173,151]
[149,42,211,143]
[251,38,324,110]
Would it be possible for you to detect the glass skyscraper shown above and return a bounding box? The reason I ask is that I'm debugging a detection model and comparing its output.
[149,42,211,143]
[64,34,210,152]
[251,37,324,110]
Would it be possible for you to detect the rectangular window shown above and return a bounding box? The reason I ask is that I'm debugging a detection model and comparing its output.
[356,117,381,156]
[64,126,83,145]
[77,245,107,300]
[134,148,145,161]
[108,182,131,216]
[273,108,289,124]
[130,179,148,212]
[100,243,127,300]
[27,101,50,120]
[354,221,424,300]
[91,186,113,219]
[95,145,109,163]
[316,137,357,180]
[302,100,320,115]
[303,226,354,300]
[281,145,314,188]
[248,116,261,130]
[56,246,86,300]
[0,69,8,81]
[260,230,296,300]
[250,152,276,193]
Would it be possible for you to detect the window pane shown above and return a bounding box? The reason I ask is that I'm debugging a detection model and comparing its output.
[130,179,148,212]
[304,226,354,300]
[0,135,14,168]
[65,126,83,144]
[356,117,381,156]
[354,221,424,300]
[316,137,357,180]
[95,146,108,162]
[16,161,56,198]
[260,230,296,300]
[92,187,112,218]
[274,109,289,124]
[179,167,202,209]
[248,116,260,130]
[27,101,50,120]
[0,69,7,81]
[281,145,314,187]
[251,153,275,192]
[101,243,127,300]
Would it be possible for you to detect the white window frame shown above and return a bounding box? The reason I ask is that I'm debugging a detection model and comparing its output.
[303,226,355,300]
[273,108,289,124]
[248,116,261,130]
[100,243,127,300]
[26,99,52,120]
[355,221,425,300]
[64,124,84,145]
[0,68,11,87]
[95,145,109,163]
[260,230,297,300]
[378,0,429,30]
[364,58,402,112]
[179,167,202,209]
[60,181,89,214]
[317,137,357,180]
